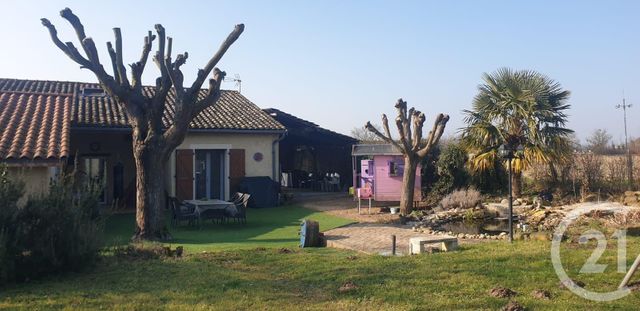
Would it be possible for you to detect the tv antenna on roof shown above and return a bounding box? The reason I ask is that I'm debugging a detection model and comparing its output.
[224,74,242,93]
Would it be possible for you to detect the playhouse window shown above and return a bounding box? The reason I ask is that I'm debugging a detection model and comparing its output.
[388,159,404,177]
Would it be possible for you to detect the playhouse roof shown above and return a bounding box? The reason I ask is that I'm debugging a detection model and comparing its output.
[351,144,402,156]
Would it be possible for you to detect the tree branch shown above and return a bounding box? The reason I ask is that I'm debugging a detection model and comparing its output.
[393,99,411,152]
[41,15,123,98]
[188,24,244,98]
[41,18,91,68]
[417,114,450,158]
[112,28,130,88]
[60,8,85,41]
[106,42,119,82]
[412,111,425,151]
[81,37,100,64]
[366,117,403,152]
[130,31,155,90]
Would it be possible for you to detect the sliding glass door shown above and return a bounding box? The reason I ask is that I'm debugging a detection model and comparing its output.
[194,150,226,200]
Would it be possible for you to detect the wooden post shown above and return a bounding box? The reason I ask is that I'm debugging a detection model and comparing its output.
[620,253,640,289]
[391,234,396,256]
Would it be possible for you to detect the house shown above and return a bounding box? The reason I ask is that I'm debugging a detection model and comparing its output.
[263,108,357,191]
[0,78,286,206]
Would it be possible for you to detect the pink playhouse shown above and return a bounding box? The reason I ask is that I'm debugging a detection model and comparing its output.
[351,144,421,211]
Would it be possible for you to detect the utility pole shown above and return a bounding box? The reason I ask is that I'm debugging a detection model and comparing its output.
[616,98,633,188]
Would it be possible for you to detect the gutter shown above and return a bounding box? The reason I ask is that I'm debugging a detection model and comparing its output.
[272,130,288,181]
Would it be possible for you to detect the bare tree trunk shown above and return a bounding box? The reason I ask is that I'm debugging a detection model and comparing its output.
[400,156,418,215]
[133,141,170,241]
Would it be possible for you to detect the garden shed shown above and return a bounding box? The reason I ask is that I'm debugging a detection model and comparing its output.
[351,144,421,202]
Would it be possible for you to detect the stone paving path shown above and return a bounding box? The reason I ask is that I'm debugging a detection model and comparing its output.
[325,223,459,255]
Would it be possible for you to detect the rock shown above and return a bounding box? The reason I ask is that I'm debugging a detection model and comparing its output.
[624,191,637,197]
[501,199,509,205]
[531,289,551,300]
[624,196,639,206]
[489,286,517,298]
[501,301,525,311]
[499,232,507,236]
[529,210,549,225]
[513,199,522,206]
[338,281,358,293]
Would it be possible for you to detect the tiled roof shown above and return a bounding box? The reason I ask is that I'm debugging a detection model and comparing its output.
[0,78,284,161]
[0,91,71,161]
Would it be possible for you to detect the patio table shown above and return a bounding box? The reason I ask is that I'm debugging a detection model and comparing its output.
[185,199,238,217]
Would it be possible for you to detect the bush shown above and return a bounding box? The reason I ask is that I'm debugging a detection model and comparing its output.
[0,166,104,284]
[440,188,482,210]
[575,152,603,194]
[431,141,469,197]
[420,145,441,197]
[0,165,24,282]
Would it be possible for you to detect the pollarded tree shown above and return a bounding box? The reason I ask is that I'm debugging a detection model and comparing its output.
[41,8,244,240]
[365,99,449,215]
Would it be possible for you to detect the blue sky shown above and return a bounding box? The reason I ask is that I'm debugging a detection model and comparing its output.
[2,1,639,143]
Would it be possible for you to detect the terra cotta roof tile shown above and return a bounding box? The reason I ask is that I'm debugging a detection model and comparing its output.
[0,78,284,161]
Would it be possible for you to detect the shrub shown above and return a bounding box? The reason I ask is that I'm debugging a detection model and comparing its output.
[440,188,482,210]
[431,141,469,197]
[420,145,441,196]
[0,165,24,283]
[574,152,603,194]
[0,166,104,284]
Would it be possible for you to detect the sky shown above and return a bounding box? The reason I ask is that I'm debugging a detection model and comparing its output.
[1,0,639,144]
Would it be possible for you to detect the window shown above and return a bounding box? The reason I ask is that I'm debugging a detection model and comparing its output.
[83,157,107,203]
[388,159,404,177]
[81,87,106,97]
[194,150,226,200]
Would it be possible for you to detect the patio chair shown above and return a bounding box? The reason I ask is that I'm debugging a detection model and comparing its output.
[228,192,243,204]
[231,194,250,224]
[200,208,227,224]
[169,197,199,227]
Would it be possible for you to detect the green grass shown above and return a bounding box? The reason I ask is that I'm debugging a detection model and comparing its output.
[105,205,354,252]
[2,205,640,310]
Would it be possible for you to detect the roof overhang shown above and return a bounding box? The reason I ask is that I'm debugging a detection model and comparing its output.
[352,144,403,156]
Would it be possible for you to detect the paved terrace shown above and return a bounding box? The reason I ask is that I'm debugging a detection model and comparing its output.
[325,223,460,255]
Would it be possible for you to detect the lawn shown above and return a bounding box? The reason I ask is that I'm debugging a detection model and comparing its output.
[2,205,640,310]
[105,204,354,252]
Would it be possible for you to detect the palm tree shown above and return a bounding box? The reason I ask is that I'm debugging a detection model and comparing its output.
[461,68,573,197]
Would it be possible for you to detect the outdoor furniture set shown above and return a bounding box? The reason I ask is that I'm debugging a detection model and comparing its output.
[169,192,250,227]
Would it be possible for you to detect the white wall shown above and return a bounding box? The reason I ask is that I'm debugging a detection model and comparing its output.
[166,132,281,197]
[7,165,58,205]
